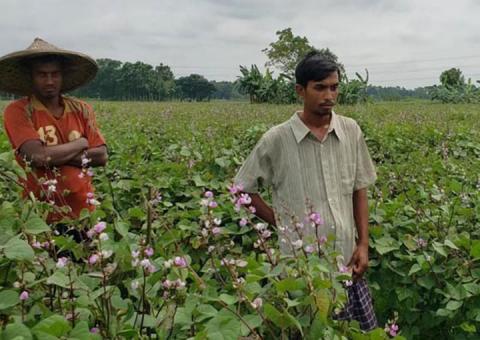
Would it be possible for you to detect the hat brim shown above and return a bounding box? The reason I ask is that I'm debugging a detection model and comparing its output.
[0,49,98,96]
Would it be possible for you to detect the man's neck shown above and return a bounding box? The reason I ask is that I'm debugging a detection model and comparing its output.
[34,95,64,118]
[300,110,332,129]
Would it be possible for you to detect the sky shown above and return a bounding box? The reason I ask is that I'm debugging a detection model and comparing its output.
[1,0,479,89]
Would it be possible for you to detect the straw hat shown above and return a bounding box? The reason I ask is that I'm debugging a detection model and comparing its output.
[0,38,98,96]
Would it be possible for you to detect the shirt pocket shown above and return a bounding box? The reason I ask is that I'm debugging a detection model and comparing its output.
[341,175,355,195]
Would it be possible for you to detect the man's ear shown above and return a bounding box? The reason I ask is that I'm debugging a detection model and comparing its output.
[295,84,305,99]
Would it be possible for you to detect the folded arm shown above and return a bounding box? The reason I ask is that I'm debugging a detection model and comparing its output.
[19,138,88,168]
[67,145,108,167]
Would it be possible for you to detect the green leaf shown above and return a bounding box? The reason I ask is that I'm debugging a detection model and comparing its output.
[46,271,70,288]
[219,294,237,305]
[408,264,422,276]
[204,309,242,340]
[263,303,285,327]
[240,314,262,336]
[0,290,19,310]
[2,322,33,340]
[432,242,448,257]
[314,289,330,325]
[275,277,306,293]
[115,221,130,238]
[69,321,102,339]
[470,240,480,258]
[444,239,459,250]
[32,314,71,337]
[446,300,463,311]
[24,216,50,235]
[196,304,218,322]
[3,236,34,262]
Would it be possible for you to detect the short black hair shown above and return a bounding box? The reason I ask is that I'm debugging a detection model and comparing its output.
[295,51,340,87]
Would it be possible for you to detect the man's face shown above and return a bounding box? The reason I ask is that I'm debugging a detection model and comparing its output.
[296,71,339,116]
[31,61,63,99]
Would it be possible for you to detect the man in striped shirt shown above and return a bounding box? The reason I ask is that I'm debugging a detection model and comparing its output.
[234,51,378,331]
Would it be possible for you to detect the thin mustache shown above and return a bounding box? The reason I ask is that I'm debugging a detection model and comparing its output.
[321,102,335,106]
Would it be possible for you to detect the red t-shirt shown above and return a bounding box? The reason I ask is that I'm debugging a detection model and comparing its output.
[3,96,106,223]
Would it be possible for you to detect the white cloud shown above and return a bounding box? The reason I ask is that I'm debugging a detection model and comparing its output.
[1,0,479,88]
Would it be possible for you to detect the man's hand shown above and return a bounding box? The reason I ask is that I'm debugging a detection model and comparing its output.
[347,243,369,281]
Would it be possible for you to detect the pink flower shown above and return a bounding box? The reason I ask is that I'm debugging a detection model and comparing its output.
[238,193,252,205]
[248,206,256,214]
[131,250,140,258]
[309,212,324,225]
[211,227,222,235]
[93,221,107,234]
[208,201,218,208]
[304,245,315,254]
[416,238,427,249]
[204,191,214,198]
[31,241,42,249]
[56,257,69,268]
[19,291,29,301]
[86,192,94,199]
[163,279,173,289]
[87,168,94,177]
[319,235,328,245]
[90,327,99,334]
[228,183,243,194]
[339,265,350,273]
[86,229,95,238]
[175,279,186,289]
[144,247,154,257]
[385,323,399,337]
[174,256,187,268]
[89,254,99,265]
[239,218,248,227]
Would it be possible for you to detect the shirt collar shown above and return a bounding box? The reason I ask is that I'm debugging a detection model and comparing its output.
[30,95,74,114]
[290,111,345,143]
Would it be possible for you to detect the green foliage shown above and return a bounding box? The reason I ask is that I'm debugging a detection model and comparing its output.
[175,74,216,101]
[262,27,344,79]
[440,68,465,88]
[1,99,480,338]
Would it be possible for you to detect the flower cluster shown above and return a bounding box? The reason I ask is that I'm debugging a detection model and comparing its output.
[416,237,428,249]
[43,179,58,196]
[131,247,156,274]
[384,312,400,337]
[78,154,93,178]
[338,264,353,287]
[86,192,100,206]
[252,223,272,248]
[200,190,218,209]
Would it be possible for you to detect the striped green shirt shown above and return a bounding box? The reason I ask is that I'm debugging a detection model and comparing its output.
[234,111,377,262]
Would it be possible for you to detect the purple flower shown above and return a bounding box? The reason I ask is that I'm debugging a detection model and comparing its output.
[87,168,94,177]
[239,218,248,227]
[89,254,99,265]
[339,264,350,273]
[90,327,100,334]
[19,291,29,301]
[319,235,328,245]
[208,201,218,208]
[211,227,222,235]
[144,247,154,257]
[93,221,107,234]
[204,191,214,198]
[174,256,187,268]
[163,279,173,289]
[31,241,42,249]
[238,193,252,205]
[385,323,399,337]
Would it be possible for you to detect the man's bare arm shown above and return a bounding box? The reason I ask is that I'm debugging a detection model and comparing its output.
[19,138,88,168]
[67,145,108,167]
[348,188,370,280]
[248,193,276,226]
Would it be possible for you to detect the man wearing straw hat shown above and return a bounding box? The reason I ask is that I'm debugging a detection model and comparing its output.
[1,38,107,224]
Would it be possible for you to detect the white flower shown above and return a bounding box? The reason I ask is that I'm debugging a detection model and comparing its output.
[235,260,248,267]
[101,250,113,259]
[292,239,303,249]
[250,297,263,309]
[56,257,68,268]
[164,259,173,269]
[213,218,222,226]
[131,280,139,290]
[99,233,109,241]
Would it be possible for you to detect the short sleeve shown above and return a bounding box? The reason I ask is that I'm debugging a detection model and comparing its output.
[83,104,106,148]
[354,129,377,191]
[3,102,42,151]
[234,135,273,193]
